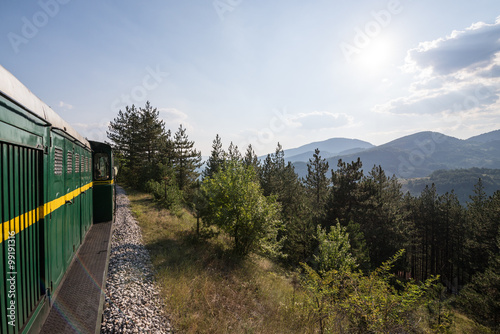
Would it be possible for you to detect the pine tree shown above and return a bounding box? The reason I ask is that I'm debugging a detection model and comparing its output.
[466,178,498,275]
[260,143,286,196]
[438,191,466,292]
[405,184,440,281]
[173,124,202,191]
[227,142,242,162]
[139,101,166,163]
[243,144,260,172]
[459,227,500,330]
[258,143,316,264]
[107,102,168,188]
[260,154,274,196]
[137,102,167,182]
[324,158,364,227]
[304,148,330,214]
[107,104,140,162]
[359,165,404,269]
[203,134,226,180]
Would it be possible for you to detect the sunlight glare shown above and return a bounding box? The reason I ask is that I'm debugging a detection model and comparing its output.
[355,37,395,71]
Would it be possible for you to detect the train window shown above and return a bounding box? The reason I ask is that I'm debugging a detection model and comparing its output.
[94,153,110,180]
[75,154,80,173]
[67,151,73,174]
[54,148,63,175]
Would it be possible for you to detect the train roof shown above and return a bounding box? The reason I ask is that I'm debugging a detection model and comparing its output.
[0,65,90,149]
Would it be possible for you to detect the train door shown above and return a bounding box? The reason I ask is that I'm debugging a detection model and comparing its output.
[0,142,44,333]
[79,149,85,244]
[71,147,81,249]
[90,141,114,223]
[80,150,92,240]
[64,142,76,268]
[46,133,66,290]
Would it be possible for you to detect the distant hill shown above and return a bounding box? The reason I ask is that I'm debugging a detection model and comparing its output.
[466,129,500,143]
[286,150,335,163]
[401,168,500,204]
[272,138,374,163]
[291,130,500,179]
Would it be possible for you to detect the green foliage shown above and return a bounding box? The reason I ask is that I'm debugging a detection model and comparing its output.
[281,214,316,265]
[302,247,437,333]
[359,165,406,269]
[259,144,285,197]
[304,148,330,213]
[200,160,283,256]
[243,144,260,172]
[465,179,499,275]
[458,229,500,330]
[107,102,169,189]
[314,222,357,274]
[325,158,364,227]
[145,178,183,211]
[300,262,349,334]
[426,284,454,333]
[227,141,242,162]
[324,161,406,271]
[172,124,202,191]
[345,221,370,271]
[258,143,315,265]
[109,120,500,332]
[402,167,500,204]
[202,134,226,180]
[341,251,437,333]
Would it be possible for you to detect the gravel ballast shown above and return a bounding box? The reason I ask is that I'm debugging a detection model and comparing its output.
[101,186,173,333]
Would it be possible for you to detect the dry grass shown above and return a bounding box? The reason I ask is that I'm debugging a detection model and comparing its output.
[449,312,492,334]
[127,190,314,334]
[127,189,490,334]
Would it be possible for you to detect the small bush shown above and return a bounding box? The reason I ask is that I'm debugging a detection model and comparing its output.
[145,179,183,210]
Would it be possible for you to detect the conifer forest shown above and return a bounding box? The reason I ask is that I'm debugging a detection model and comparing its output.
[108,102,500,332]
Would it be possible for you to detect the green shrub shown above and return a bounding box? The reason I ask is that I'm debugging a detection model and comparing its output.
[145,179,183,210]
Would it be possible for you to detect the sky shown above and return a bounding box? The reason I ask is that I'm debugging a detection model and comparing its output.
[1,0,500,156]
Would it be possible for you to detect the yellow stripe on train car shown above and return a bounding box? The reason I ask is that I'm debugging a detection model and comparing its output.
[93,179,114,186]
[1,181,94,243]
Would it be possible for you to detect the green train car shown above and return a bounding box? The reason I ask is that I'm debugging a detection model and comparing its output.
[90,141,116,223]
[0,65,115,333]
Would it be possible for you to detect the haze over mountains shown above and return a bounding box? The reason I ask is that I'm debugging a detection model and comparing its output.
[282,138,374,163]
[282,129,500,179]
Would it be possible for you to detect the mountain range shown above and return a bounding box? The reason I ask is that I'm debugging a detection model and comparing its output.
[283,129,500,179]
[281,138,374,163]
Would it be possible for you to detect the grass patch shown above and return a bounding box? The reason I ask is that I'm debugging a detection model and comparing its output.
[127,189,314,334]
[449,312,493,334]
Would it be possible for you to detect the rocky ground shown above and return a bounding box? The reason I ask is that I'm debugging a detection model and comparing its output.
[101,186,173,333]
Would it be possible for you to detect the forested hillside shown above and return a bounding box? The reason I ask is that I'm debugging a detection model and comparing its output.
[108,103,500,332]
[402,168,500,204]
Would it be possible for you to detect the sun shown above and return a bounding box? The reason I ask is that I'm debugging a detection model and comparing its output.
[354,37,395,71]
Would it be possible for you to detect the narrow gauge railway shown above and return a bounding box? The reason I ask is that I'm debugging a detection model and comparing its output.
[0,65,115,333]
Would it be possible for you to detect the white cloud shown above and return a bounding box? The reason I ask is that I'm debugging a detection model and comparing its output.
[160,108,187,121]
[290,111,354,130]
[72,120,110,142]
[404,19,500,76]
[58,101,74,110]
[376,82,499,115]
[377,17,500,120]
[159,107,193,132]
